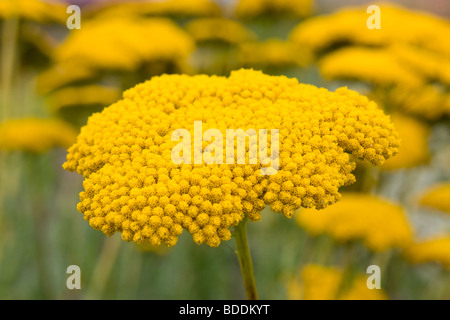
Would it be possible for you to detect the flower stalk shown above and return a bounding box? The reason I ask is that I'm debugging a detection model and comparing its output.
[1,16,19,121]
[233,218,258,300]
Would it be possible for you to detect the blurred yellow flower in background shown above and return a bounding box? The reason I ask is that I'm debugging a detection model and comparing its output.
[45,84,121,112]
[290,3,450,120]
[392,45,450,87]
[35,15,197,118]
[403,237,450,270]
[54,17,195,72]
[235,0,313,19]
[238,39,312,69]
[289,4,450,58]
[319,46,425,88]
[382,114,430,170]
[63,69,399,247]
[87,0,222,19]
[318,44,450,119]
[419,183,450,214]
[185,18,256,45]
[387,85,450,120]
[0,117,77,153]
[35,62,98,95]
[296,193,413,251]
[36,61,97,94]
[287,264,388,300]
[0,0,67,23]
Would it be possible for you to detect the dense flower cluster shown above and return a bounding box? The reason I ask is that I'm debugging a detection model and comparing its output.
[288,264,387,300]
[185,18,256,45]
[238,39,312,69]
[0,118,77,153]
[419,183,450,214]
[296,193,413,251]
[63,69,399,247]
[0,0,67,23]
[54,17,195,72]
[382,114,430,170]
[235,0,313,19]
[403,237,450,270]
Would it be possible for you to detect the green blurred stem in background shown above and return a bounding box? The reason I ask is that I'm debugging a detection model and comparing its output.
[233,218,259,300]
[1,16,19,121]
[86,235,122,300]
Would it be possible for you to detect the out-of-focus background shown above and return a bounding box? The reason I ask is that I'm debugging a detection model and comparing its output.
[0,0,449,299]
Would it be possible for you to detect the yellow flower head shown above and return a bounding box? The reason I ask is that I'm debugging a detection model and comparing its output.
[288,264,388,300]
[319,46,425,88]
[391,45,450,87]
[387,85,450,121]
[289,4,450,58]
[403,236,450,270]
[88,0,222,19]
[381,114,430,170]
[290,4,450,120]
[296,193,413,251]
[238,39,312,69]
[55,17,195,72]
[318,44,450,119]
[46,85,121,112]
[419,183,450,214]
[0,118,77,153]
[235,0,313,19]
[0,0,67,23]
[185,18,256,45]
[63,69,399,247]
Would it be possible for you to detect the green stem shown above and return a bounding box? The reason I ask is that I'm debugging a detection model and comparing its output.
[85,235,122,299]
[234,218,258,300]
[1,16,19,121]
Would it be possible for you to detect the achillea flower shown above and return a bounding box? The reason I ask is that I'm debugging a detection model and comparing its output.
[238,39,312,69]
[0,0,67,23]
[419,183,450,214]
[382,114,430,170]
[387,85,450,120]
[403,237,450,270]
[235,0,313,19]
[63,69,399,247]
[290,5,450,120]
[54,17,195,72]
[185,18,256,45]
[392,45,450,87]
[37,17,195,98]
[87,0,221,19]
[0,118,77,153]
[288,264,388,300]
[296,193,413,251]
[319,46,424,88]
[289,4,450,58]
[46,85,121,112]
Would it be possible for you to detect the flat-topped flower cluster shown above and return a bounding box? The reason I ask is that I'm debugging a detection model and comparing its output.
[63,69,400,247]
